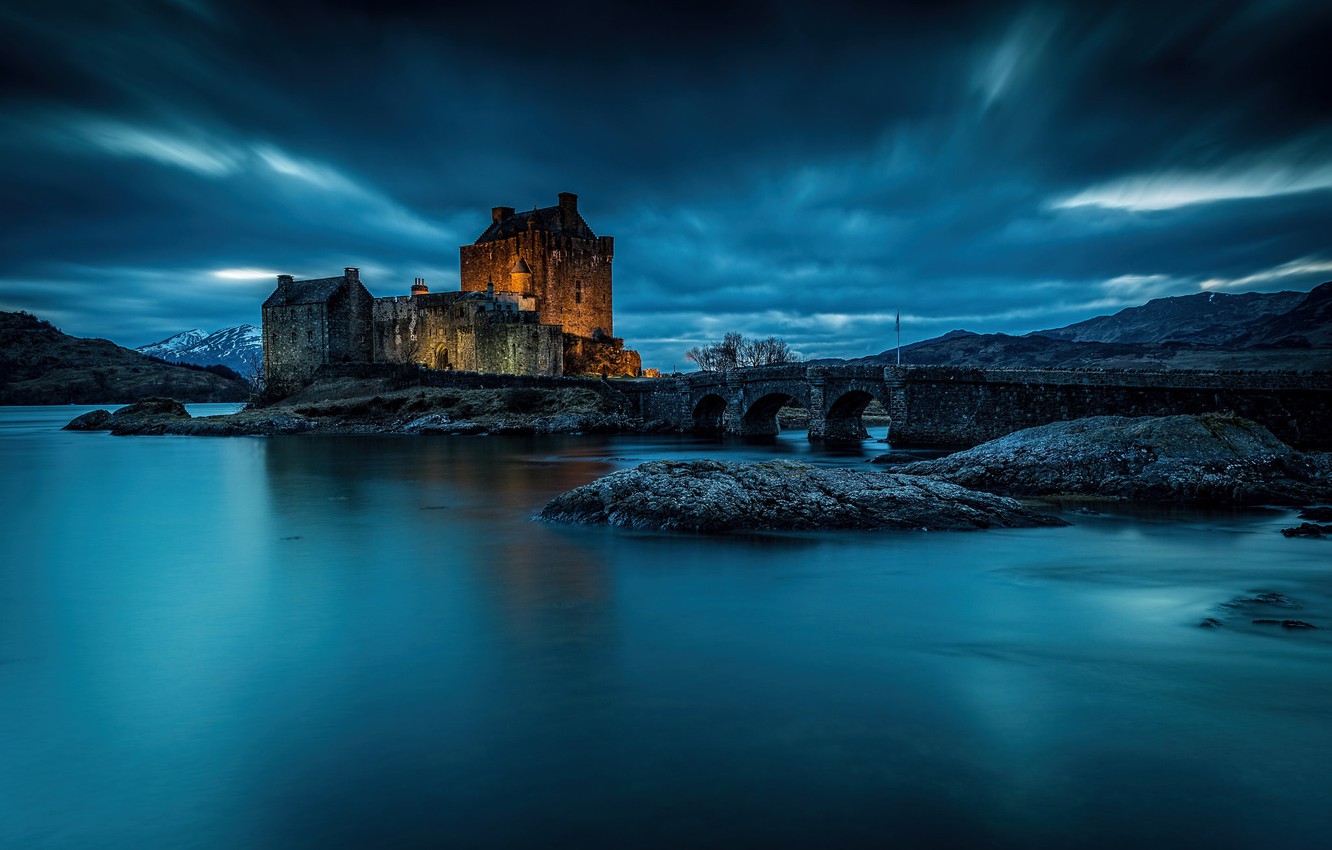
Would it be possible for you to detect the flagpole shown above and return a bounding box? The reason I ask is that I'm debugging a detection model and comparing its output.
[895,310,901,367]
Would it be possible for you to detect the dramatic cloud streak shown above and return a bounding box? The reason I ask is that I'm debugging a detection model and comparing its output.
[0,0,1329,367]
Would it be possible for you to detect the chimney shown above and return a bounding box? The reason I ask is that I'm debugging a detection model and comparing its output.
[277,273,294,295]
[411,277,428,296]
[558,192,578,231]
[492,206,515,223]
[344,267,360,283]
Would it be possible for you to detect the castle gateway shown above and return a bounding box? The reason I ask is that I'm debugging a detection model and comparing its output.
[262,193,641,396]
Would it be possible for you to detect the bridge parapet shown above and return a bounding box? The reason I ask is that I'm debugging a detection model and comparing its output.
[617,364,1332,449]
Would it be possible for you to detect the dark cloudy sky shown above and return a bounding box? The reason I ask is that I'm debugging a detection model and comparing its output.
[1,0,1330,368]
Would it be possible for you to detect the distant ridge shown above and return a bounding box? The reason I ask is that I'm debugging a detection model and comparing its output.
[836,282,1332,371]
[1028,289,1306,345]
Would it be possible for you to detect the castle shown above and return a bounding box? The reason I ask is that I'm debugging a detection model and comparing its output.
[262,193,641,396]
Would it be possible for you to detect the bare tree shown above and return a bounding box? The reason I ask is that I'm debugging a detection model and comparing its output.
[686,332,801,371]
[240,348,265,397]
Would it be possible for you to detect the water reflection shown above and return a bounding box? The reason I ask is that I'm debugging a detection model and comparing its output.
[3,408,1331,848]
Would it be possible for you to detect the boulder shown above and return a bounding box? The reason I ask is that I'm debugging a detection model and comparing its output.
[63,408,112,430]
[539,459,1067,533]
[883,414,1331,504]
[63,397,192,435]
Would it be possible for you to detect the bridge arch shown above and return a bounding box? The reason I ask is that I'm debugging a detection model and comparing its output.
[823,389,875,440]
[740,392,794,436]
[691,393,728,433]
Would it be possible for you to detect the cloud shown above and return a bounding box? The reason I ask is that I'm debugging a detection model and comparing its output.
[972,9,1058,109]
[0,0,1329,370]
[211,268,280,280]
[1200,257,1332,291]
[1053,155,1332,211]
[72,119,242,177]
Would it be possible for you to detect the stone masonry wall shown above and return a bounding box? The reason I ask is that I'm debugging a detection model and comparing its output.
[460,231,614,339]
[327,285,374,365]
[881,367,1332,449]
[263,302,328,397]
[372,295,563,377]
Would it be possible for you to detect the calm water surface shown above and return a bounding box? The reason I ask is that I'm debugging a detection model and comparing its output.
[2,405,1330,849]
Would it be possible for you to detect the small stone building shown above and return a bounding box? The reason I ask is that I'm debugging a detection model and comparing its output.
[261,268,374,396]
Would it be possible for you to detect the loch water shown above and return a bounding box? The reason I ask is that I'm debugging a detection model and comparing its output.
[1,404,1330,849]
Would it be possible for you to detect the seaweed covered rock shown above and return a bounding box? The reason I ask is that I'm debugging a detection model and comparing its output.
[540,459,1066,533]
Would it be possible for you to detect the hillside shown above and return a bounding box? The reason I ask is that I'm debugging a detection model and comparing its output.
[850,331,1328,371]
[1230,282,1332,348]
[1030,289,1306,345]
[0,312,251,404]
[846,282,1331,370]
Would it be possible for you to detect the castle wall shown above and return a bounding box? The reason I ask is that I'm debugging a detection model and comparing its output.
[327,284,374,364]
[262,302,329,396]
[459,231,614,339]
[473,322,564,376]
[371,295,563,377]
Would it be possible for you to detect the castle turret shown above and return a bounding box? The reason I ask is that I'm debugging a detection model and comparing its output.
[510,257,533,295]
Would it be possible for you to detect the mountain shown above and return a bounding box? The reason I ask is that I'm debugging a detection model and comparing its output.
[848,331,1324,371]
[0,311,250,404]
[137,324,261,376]
[1030,289,1307,345]
[843,282,1331,371]
[138,329,208,359]
[1230,281,1332,349]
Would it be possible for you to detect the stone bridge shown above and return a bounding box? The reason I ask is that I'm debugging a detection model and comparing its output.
[616,364,1332,450]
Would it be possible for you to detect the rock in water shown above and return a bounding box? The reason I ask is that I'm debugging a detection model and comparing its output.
[883,414,1332,504]
[539,459,1067,533]
[63,408,112,430]
[63,397,192,435]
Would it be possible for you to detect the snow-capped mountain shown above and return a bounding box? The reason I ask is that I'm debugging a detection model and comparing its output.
[137,324,262,376]
[137,329,208,359]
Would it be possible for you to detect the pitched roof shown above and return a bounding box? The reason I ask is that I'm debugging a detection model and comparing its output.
[262,276,347,309]
[473,205,596,244]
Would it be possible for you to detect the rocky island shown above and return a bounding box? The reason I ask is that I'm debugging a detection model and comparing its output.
[881,413,1332,504]
[65,374,640,437]
[539,459,1065,532]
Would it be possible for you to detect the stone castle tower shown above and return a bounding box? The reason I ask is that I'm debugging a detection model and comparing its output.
[459,192,614,340]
